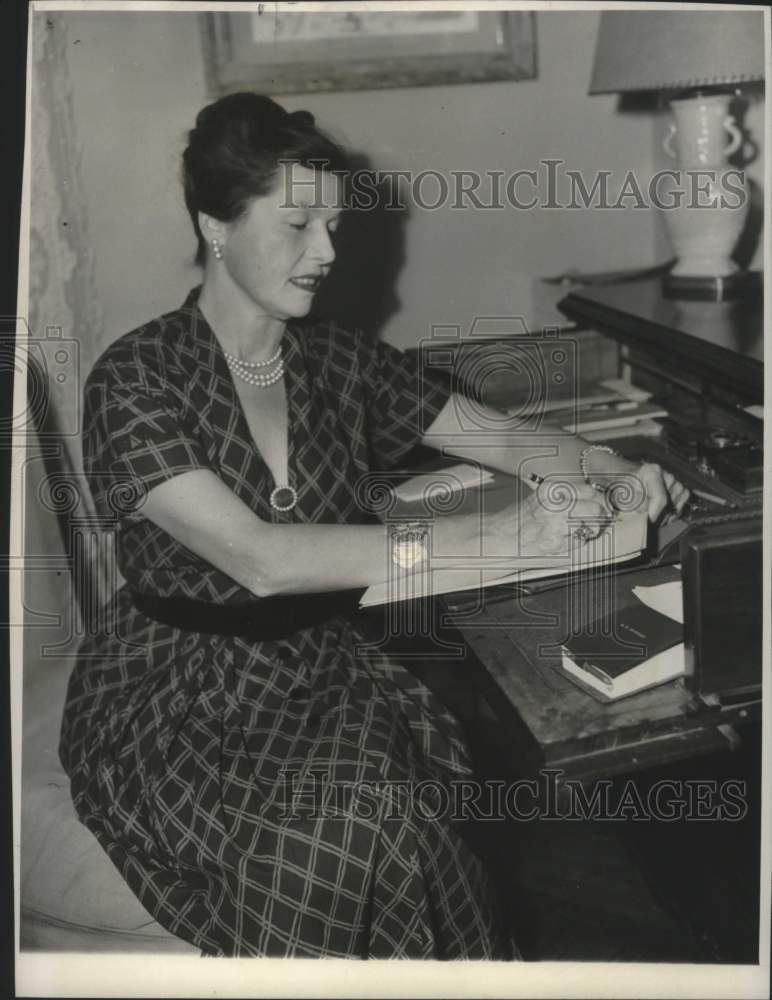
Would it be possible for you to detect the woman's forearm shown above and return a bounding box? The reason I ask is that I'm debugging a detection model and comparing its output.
[253,511,489,596]
[422,394,623,482]
[140,468,486,598]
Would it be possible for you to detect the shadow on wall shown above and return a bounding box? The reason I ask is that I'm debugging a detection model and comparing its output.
[730,90,765,271]
[311,152,408,339]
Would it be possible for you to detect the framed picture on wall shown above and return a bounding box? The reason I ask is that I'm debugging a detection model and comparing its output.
[201,9,537,95]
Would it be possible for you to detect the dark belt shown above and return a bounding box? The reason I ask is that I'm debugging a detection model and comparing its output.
[131,587,367,642]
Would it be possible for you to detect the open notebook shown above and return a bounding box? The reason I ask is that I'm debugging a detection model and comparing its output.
[359,506,648,608]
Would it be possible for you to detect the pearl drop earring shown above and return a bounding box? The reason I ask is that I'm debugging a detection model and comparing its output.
[211,238,224,260]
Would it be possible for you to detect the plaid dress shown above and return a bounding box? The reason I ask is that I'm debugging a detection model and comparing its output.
[59,288,513,959]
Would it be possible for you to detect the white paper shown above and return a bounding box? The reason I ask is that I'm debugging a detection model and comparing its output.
[391,463,493,503]
[598,377,652,402]
[361,511,647,607]
[632,580,684,624]
[582,418,664,441]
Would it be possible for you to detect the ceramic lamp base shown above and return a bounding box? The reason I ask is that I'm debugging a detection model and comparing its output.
[663,270,752,302]
[661,93,749,291]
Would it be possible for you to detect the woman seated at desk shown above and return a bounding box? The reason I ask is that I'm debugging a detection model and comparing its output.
[59,93,689,959]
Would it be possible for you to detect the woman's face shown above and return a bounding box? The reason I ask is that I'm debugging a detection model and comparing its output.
[217,164,343,321]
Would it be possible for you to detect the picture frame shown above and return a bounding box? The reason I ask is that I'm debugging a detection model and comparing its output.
[201,9,537,95]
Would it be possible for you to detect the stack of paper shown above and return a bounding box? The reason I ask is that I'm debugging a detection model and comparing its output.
[501,379,666,438]
[597,378,652,402]
[582,418,664,441]
[557,401,669,434]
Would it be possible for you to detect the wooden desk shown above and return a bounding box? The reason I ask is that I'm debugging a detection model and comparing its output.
[558,275,764,401]
[380,470,759,785]
[398,274,763,782]
[442,562,760,784]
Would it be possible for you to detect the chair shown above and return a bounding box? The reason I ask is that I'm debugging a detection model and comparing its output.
[20,353,197,954]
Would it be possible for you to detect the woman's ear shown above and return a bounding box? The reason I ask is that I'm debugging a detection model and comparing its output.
[198,212,227,243]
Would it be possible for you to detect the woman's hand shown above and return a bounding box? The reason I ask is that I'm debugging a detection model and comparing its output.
[584,452,690,523]
[484,481,613,560]
[632,462,690,521]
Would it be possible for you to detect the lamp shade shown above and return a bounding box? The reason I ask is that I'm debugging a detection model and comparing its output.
[589,11,765,94]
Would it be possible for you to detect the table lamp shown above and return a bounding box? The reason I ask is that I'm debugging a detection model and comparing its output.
[589,11,765,299]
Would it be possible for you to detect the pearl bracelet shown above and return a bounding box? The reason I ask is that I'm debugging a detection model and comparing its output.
[579,444,619,484]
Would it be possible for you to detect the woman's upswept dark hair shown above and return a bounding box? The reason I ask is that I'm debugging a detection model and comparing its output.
[182,92,349,265]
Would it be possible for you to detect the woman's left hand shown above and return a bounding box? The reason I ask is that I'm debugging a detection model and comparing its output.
[590,454,690,522]
[633,461,690,521]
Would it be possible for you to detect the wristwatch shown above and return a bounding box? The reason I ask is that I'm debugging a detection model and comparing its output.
[391,521,429,570]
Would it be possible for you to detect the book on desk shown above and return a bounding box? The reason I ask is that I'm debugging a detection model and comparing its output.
[560,594,685,703]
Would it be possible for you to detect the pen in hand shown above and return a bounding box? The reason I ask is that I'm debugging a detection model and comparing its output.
[526,471,618,545]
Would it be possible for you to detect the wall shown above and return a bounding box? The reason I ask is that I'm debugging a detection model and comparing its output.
[56,9,677,355]
[282,10,672,346]
[58,11,210,365]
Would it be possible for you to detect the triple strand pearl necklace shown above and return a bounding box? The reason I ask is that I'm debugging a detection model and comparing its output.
[223,345,284,387]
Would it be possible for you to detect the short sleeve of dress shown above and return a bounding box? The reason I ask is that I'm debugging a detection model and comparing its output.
[359,335,452,470]
[82,358,209,523]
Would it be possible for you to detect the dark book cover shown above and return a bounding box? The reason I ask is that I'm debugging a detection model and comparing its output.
[562,603,683,683]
